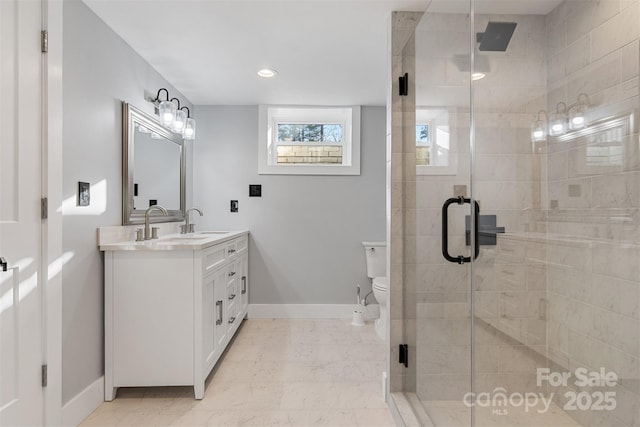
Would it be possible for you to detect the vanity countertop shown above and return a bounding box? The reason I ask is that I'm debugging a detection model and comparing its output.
[99,230,249,251]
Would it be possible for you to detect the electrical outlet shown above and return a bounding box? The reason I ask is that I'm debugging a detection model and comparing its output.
[249,184,262,197]
[230,200,238,213]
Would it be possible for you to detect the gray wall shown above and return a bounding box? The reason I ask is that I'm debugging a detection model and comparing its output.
[62,0,192,404]
[193,106,386,304]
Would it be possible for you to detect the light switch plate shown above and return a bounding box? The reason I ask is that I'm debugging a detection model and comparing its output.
[78,182,90,206]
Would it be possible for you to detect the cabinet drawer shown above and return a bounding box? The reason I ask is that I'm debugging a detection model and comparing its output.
[202,244,227,274]
[226,264,238,286]
[227,300,238,326]
[226,241,237,259]
[236,235,248,254]
[227,280,238,301]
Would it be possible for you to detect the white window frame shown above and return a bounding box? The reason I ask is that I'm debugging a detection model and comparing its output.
[258,105,361,175]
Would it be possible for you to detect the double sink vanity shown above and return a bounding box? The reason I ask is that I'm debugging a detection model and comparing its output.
[99,101,249,400]
[100,229,249,400]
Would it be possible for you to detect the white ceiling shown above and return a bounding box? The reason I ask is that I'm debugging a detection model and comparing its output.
[82,0,562,107]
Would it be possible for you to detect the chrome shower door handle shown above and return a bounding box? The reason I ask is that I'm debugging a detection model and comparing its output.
[442,197,480,264]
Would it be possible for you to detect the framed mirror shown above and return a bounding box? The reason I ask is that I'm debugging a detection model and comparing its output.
[122,101,185,225]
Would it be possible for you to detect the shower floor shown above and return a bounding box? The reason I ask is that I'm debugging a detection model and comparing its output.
[393,393,581,427]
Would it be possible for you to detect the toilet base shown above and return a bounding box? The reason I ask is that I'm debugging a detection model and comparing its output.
[374,315,386,340]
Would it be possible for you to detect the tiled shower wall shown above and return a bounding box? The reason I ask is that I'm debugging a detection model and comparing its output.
[544,1,640,426]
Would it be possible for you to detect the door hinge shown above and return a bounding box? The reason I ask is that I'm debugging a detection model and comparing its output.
[399,73,408,96]
[41,365,48,387]
[41,197,48,219]
[399,344,408,368]
[41,30,48,53]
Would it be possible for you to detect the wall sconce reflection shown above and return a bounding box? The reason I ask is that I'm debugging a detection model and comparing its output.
[530,93,591,142]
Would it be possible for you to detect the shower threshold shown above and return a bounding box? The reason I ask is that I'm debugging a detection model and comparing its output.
[390,392,581,427]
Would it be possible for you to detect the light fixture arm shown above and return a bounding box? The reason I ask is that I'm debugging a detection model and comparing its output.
[151,88,170,103]
[170,97,182,109]
[555,102,567,114]
[577,92,590,104]
[535,110,548,122]
[180,106,191,118]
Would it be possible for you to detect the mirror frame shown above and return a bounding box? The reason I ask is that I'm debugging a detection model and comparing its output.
[122,101,186,225]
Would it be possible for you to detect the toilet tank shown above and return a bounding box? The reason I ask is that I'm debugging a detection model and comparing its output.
[362,241,387,278]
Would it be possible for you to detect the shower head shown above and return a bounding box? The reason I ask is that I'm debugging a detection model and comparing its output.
[476,22,517,52]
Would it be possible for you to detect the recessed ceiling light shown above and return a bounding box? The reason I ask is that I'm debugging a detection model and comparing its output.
[257,68,278,78]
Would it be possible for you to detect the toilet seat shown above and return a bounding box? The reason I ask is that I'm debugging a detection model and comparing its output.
[372,277,387,291]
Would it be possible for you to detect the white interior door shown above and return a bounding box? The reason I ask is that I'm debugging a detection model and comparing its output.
[0,0,44,425]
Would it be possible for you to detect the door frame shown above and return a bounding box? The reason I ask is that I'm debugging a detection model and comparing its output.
[43,0,63,424]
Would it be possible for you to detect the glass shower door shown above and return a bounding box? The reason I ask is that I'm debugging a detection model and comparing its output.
[405,0,640,426]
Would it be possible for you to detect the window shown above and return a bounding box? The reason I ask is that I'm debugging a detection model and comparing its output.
[416,108,457,175]
[259,106,360,175]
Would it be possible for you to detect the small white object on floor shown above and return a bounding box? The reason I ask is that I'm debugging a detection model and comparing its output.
[352,309,365,326]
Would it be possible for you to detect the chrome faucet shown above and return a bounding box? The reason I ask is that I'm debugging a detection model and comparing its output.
[144,205,168,240]
[181,208,203,234]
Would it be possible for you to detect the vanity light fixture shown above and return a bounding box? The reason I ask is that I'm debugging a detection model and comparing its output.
[549,102,568,136]
[257,68,278,78]
[171,99,187,133]
[148,88,196,140]
[530,93,592,142]
[149,88,176,127]
[568,93,590,130]
[530,110,548,142]
[181,106,196,140]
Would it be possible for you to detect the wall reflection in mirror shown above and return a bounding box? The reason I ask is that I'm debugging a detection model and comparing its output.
[133,124,181,210]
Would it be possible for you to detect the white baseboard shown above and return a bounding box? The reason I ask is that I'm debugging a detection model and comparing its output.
[248,304,376,319]
[62,376,104,426]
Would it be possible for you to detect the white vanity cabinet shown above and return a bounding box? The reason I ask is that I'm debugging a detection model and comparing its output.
[102,231,249,401]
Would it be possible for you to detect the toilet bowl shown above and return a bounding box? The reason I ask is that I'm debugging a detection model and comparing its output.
[362,241,387,340]
[372,277,388,339]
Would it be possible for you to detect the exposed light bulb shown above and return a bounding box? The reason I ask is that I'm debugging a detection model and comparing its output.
[172,109,187,133]
[571,116,585,127]
[184,118,196,140]
[158,100,176,127]
[549,103,568,136]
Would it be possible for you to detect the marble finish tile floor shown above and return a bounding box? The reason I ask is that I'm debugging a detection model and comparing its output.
[81,319,394,426]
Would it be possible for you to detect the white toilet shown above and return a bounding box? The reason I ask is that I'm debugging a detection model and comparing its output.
[362,241,387,340]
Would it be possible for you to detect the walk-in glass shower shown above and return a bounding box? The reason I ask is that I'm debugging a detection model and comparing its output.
[388,1,640,426]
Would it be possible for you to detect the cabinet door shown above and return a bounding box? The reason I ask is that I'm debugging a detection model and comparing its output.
[202,270,218,372]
